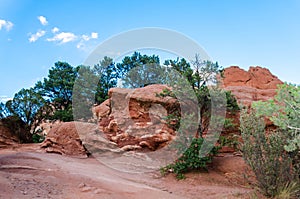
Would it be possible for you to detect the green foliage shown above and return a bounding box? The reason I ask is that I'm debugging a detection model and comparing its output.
[253,83,300,178]
[5,88,47,133]
[32,133,45,143]
[163,113,181,130]
[219,134,240,150]
[0,102,10,119]
[94,56,119,104]
[52,109,73,122]
[276,182,300,199]
[159,55,230,179]
[223,118,237,131]
[191,54,221,89]
[164,57,193,86]
[155,88,176,98]
[164,55,224,137]
[240,109,299,198]
[123,63,166,88]
[1,116,32,143]
[72,65,98,120]
[225,91,240,112]
[253,83,300,152]
[117,52,162,88]
[35,61,79,121]
[161,137,219,179]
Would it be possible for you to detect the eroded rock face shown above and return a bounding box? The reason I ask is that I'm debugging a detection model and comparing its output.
[92,99,110,119]
[93,84,179,151]
[41,121,123,157]
[222,66,283,106]
[41,122,90,157]
[219,66,283,138]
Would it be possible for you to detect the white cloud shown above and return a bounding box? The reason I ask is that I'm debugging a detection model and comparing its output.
[0,19,13,31]
[38,16,48,26]
[29,30,46,42]
[51,27,59,33]
[82,34,90,41]
[80,32,98,41]
[77,32,99,49]
[47,32,77,44]
[91,32,98,39]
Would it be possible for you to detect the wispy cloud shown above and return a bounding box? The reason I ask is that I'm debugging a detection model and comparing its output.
[38,16,48,26]
[29,16,98,48]
[0,19,13,31]
[47,32,77,44]
[29,30,46,42]
[77,32,99,49]
[51,27,59,33]
[81,32,98,41]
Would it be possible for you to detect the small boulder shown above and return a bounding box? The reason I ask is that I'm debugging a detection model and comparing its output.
[41,122,90,157]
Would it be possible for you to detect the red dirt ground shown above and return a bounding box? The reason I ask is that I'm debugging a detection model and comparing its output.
[0,144,265,199]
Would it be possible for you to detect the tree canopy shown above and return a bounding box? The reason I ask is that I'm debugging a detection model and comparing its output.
[35,61,79,121]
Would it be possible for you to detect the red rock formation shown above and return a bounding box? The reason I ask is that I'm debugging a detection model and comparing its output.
[218,66,284,143]
[41,122,92,157]
[93,84,179,151]
[37,66,283,156]
[222,66,283,106]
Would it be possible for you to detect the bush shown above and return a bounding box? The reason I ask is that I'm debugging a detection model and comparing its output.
[253,83,300,178]
[1,116,32,143]
[240,110,299,198]
[219,134,240,151]
[32,133,45,143]
[160,137,219,179]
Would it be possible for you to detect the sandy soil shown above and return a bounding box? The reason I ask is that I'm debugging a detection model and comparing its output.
[0,144,262,199]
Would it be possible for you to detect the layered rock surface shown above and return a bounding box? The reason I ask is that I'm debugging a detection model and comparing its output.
[41,122,90,157]
[41,121,122,158]
[222,66,283,106]
[94,84,180,151]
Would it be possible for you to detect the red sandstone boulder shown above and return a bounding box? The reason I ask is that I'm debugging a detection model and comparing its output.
[41,122,92,157]
[41,121,122,157]
[93,84,179,151]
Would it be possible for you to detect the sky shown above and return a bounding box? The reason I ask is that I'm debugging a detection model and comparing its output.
[0,0,299,103]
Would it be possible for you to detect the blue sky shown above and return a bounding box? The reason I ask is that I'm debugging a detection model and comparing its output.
[0,0,299,102]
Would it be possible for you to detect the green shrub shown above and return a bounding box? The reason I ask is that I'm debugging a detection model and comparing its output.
[161,137,219,179]
[253,83,300,178]
[32,133,45,143]
[225,91,240,112]
[219,134,240,151]
[240,109,299,198]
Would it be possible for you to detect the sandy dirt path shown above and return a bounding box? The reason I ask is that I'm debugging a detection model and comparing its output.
[0,145,258,199]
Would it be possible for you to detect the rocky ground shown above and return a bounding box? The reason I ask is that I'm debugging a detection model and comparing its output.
[0,144,264,199]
